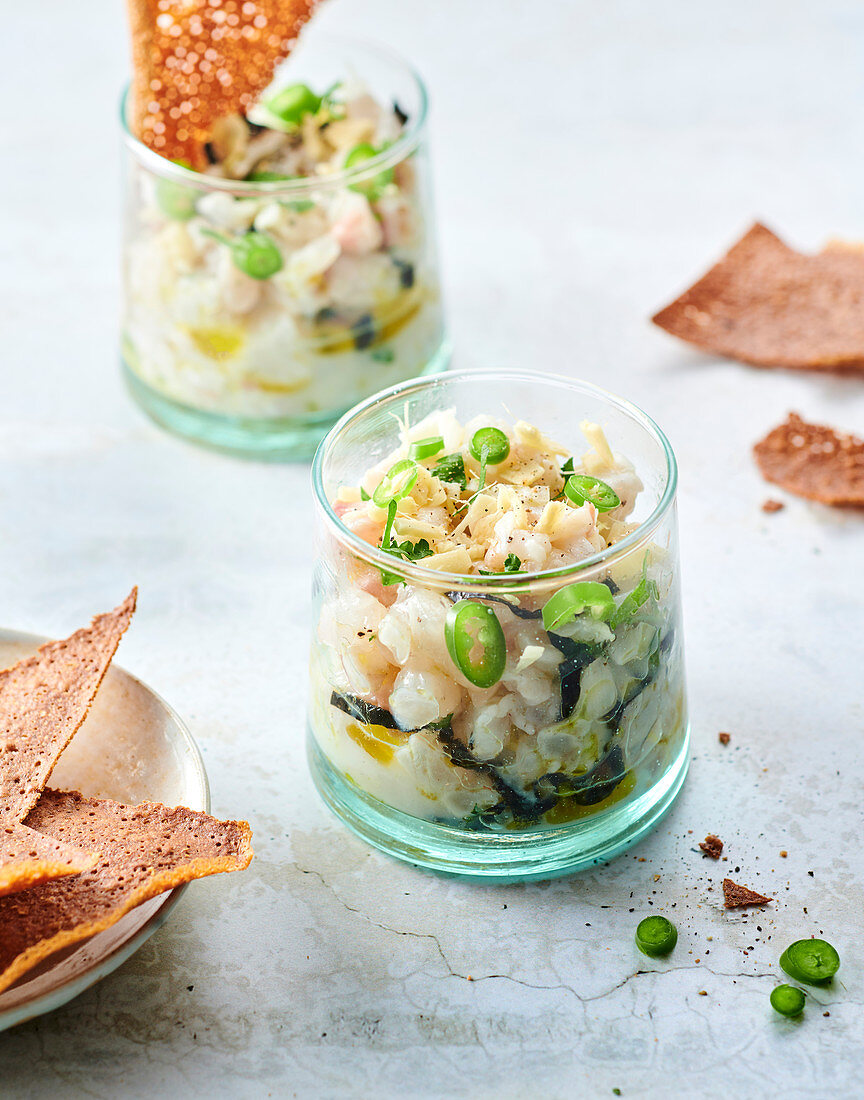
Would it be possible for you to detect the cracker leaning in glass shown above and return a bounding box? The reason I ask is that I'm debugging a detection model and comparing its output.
[120,19,447,459]
[308,371,689,879]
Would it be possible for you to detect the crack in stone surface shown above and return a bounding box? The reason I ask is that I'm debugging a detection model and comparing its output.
[293,865,776,1003]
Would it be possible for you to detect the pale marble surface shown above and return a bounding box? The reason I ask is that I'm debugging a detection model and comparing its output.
[1,0,863,1095]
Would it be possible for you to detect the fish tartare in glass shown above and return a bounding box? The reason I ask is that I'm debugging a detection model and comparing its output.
[308,372,689,876]
[121,36,446,457]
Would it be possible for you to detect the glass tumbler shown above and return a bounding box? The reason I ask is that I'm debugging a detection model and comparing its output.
[120,32,448,460]
[308,370,689,879]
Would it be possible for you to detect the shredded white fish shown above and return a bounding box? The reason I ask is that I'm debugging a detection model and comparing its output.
[336,411,644,575]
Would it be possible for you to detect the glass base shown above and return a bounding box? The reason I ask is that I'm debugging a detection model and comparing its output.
[307,729,690,882]
[121,341,452,462]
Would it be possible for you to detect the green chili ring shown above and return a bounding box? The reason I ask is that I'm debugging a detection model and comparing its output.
[372,459,419,508]
[779,939,840,985]
[409,436,445,461]
[445,600,507,688]
[635,916,677,957]
[542,581,616,632]
[770,984,806,1017]
[564,474,621,512]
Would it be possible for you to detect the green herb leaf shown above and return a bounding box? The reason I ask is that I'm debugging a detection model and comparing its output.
[432,452,467,490]
[478,554,524,576]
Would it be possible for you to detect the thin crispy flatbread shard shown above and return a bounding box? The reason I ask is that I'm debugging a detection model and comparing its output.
[0,590,136,826]
[722,878,772,909]
[0,823,98,899]
[0,789,253,994]
[126,0,319,168]
[754,413,864,506]
[652,223,864,371]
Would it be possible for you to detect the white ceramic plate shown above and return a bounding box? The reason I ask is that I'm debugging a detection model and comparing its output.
[0,629,209,1032]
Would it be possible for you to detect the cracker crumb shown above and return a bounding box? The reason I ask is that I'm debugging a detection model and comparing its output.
[718,732,731,745]
[762,498,785,513]
[722,878,773,909]
[699,834,723,860]
[780,850,788,858]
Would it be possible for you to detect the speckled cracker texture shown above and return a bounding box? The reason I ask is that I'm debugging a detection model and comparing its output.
[653,223,864,372]
[0,789,253,993]
[126,0,319,167]
[754,413,864,506]
[0,823,98,899]
[0,590,136,827]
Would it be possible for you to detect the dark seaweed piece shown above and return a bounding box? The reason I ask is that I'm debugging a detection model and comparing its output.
[352,313,376,349]
[203,142,218,165]
[330,691,401,730]
[445,591,542,621]
[601,576,620,595]
[245,119,267,137]
[434,725,536,818]
[533,743,625,807]
[554,642,601,720]
[315,306,339,323]
[393,258,415,288]
[393,100,409,126]
[659,628,675,654]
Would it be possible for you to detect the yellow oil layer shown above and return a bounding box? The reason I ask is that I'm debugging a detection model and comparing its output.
[543,770,637,825]
[312,292,422,355]
[344,721,407,766]
[245,373,310,395]
[187,324,245,360]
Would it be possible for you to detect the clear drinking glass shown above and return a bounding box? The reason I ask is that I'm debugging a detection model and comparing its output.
[308,370,689,880]
[120,33,448,460]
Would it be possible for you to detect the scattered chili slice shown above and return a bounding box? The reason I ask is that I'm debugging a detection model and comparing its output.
[770,984,805,1018]
[780,939,840,985]
[469,427,510,492]
[542,581,616,632]
[564,474,621,512]
[635,915,677,957]
[372,459,419,508]
[409,436,445,461]
[445,601,506,688]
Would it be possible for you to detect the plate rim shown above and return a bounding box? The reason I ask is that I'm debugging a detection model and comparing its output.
[0,627,210,1032]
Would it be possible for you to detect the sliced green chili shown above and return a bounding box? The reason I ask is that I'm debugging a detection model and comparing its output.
[770,984,805,1017]
[200,229,283,280]
[780,939,840,985]
[469,427,510,493]
[155,161,197,221]
[564,474,620,512]
[372,459,419,508]
[542,581,616,632]
[266,83,322,126]
[635,916,677,957]
[409,436,445,461]
[445,601,506,688]
[345,142,395,200]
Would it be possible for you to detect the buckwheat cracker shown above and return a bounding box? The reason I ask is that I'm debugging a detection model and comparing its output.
[753,413,864,506]
[653,223,864,372]
[0,824,98,899]
[126,0,319,167]
[722,878,772,909]
[0,789,253,993]
[0,590,136,826]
